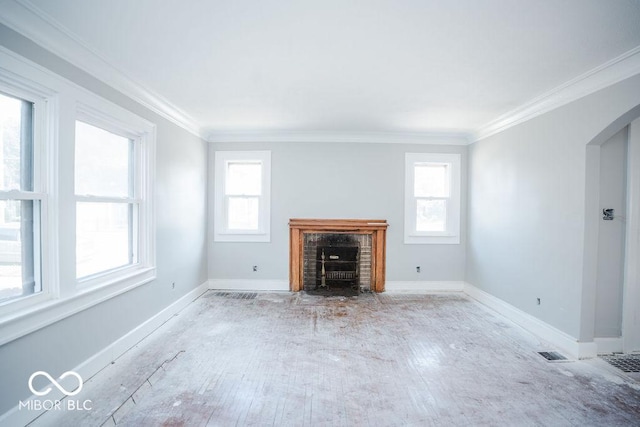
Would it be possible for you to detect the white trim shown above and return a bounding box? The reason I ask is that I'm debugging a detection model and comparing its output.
[213,151,271,242]
[207,130,470,145]
[0,56,58,319]
[594,337,623,355]
[0,281,209,427]
[209,279,289,292]
[474,45,640,142]
[1,0,638,147]
[0,267,156,346]
[385,281,465,293]
[622,118,640,352]
[0,0,203,139]
[73,97,156,287]
[464,282,597,359]
[404,153,461,244]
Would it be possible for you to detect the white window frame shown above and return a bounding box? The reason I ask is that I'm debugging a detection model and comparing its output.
[0,46,159,347]
[214,151,271,242]
[74,102,156,290]
[404,152,461,244]
[0,66,57,319]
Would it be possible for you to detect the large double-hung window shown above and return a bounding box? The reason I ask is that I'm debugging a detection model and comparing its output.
[0,48,156,346]
[75,120,136,278]
[0,91,41,306]
[74,104,155,288]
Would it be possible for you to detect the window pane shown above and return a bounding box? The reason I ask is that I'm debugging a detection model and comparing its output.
[77,202,134,278]
[75,121,132,197]
[227,197,259,230]
[0,92,33,191]
[226,162,261,195]
[416,199,446,232]
[0,200,40,302]
[415,164,449,197]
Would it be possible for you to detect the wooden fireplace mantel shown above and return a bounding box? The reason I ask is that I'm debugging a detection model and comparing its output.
[289,218,389,292]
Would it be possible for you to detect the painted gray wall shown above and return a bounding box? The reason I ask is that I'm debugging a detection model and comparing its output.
[0,24,208,413]
[594,128,628,337]
[467,73,640,340]
[209,142,467,283]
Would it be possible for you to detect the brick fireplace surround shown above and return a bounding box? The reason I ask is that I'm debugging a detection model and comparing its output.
[289,219,389,292]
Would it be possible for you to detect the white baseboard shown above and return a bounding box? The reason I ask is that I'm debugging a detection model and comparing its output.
[0,281,209,427]
[209,279,289,291]
[385,281,465,293]
[594,337,623,354]
[464,282,597,360]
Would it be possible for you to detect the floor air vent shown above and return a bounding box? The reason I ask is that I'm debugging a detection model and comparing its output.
[213,292,257,300]
[601,354,640,372]
[538,351,567,361]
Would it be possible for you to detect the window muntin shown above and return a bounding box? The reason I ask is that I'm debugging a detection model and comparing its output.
[405,153,461,244]
[0,91,41,304]
[75,120,138,280]
[214,151,271,242]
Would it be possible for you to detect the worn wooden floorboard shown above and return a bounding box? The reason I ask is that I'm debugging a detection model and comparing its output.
[31,292,640,426]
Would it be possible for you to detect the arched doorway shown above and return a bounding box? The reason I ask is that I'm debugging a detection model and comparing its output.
[584,106,640,354]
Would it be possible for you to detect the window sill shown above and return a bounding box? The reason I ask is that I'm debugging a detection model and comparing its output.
[0,266,156,346]
[214,232,270,243]
[404,234,460,244]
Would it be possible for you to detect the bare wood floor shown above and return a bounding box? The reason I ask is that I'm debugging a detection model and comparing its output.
[33,292,640,426]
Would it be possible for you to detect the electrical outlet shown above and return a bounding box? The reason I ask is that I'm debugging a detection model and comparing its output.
[537,298,541,305]
[172,282,175,289]
[416,266,421,273]
[253,265,258,272]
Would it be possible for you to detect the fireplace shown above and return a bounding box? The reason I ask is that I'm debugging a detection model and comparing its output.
[289,219,388,293]
[304,233,366,295]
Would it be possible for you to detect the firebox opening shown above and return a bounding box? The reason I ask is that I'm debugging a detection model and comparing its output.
[303,233,371,297]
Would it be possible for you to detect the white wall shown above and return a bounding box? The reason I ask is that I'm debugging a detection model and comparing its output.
[0,24,208,415]
[594,128,628,338]
[467,73,640,340]
[209,141,467,286]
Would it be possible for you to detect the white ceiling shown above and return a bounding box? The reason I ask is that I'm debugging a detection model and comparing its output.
[9,0,640,141]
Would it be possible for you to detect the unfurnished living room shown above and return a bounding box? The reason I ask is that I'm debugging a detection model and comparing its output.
[1,1,640,426]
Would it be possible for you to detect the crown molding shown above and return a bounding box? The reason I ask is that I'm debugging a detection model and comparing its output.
[0,0,204,139]
[206,130,471,145]
[473,45,640,142]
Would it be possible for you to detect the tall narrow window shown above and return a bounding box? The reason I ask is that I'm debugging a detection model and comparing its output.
[214,151,271,242]
[405,153,461,244]
[75,121,137,279]
[0,91,41,303]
